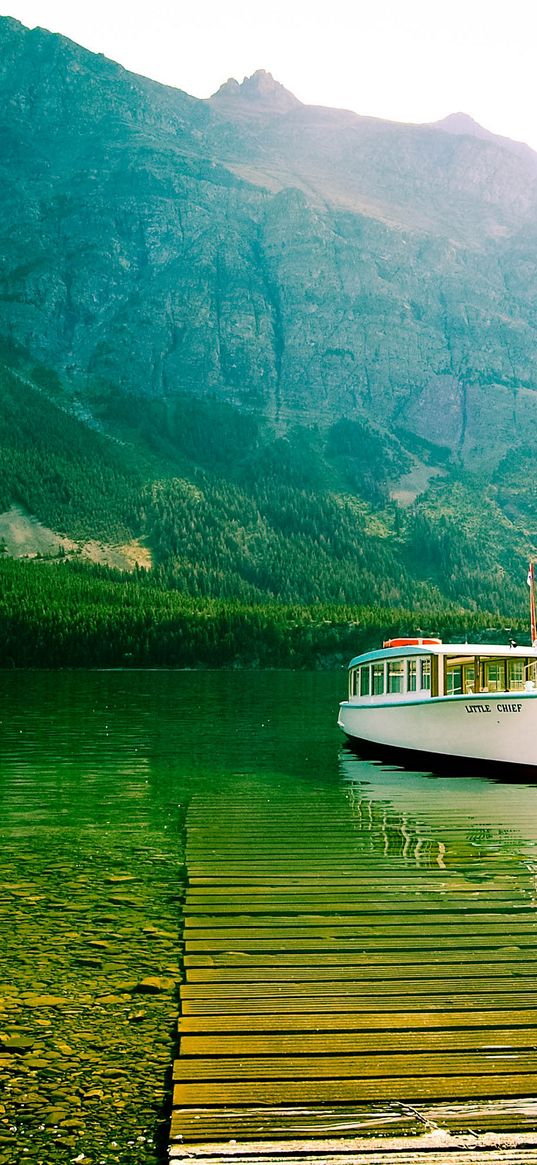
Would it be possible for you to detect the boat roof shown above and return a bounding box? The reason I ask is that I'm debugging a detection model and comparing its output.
[348,643,537,668]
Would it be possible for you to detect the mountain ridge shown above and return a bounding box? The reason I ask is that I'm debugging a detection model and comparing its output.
[3,17,537,428]
[1,16,537,619]
[433,111,537,168]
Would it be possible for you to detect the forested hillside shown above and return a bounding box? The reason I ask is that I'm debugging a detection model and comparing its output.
[0,343,533,641]
[0,558,529,670]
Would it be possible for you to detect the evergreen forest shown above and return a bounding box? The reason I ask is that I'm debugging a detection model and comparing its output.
[0,558,529,671]
[0,352,535,668]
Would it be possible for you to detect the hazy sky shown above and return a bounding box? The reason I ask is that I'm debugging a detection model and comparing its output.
[3,0,537,148]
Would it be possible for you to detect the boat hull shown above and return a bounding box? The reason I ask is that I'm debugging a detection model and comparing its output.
[338,692,537,769]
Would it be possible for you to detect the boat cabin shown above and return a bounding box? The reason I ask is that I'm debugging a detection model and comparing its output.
[348,640,537,702]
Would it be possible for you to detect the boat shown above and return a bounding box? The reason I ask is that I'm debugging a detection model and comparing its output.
[337,565,537,770]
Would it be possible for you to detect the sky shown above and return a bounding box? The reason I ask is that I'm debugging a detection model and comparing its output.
[2,0,537,149]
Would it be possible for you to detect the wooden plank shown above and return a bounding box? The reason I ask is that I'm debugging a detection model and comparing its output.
[186,844,374,853]
[186,839,534,848]
[170,1149,537,1163]
[173,1073,537,1105]
[185,814,534,822]
[184,936,537,952]
[185,859,524,867]
[185,815,535,824]
[185,803,526,813]
[185,823,533,834]
[187,848,529,855]
[185,851,529,863]
[184,914,534,929]
[180,976,537,998]
[187,863,530,876]
[185,875,530,887]
[181,993,537,1015]
[183,895,530,914]
[188,874,518,882]
[187,837,531,846]
[188,868,532,881]
[186,823,389,830]
[184,949,537,967]
[185,855,530,865]
[187,871,525,880]
[184,919,537,935]
[185,961,537,983]
[172,1050,537,1082]
[186,867,531,879]
[186,880,532,895]
[183,907,537,923]
[178,1008,537,1034]
[170,1099,537,1140]
[184,911,535,927]
[169,1105,418,1131]
[185,876,531,880]
[169,1153,537,1163]
[186,876,528,885]
[178,1026,537,1056]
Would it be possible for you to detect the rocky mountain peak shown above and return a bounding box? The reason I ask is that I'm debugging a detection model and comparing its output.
[211,69,300,111]
[435,111,488,137]
[437,110,486,133]
[433,110,537,168]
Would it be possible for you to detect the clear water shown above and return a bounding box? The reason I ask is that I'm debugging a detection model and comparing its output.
[1,669,537,1163]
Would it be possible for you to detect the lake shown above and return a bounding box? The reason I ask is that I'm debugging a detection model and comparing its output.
[1,670,537,1164]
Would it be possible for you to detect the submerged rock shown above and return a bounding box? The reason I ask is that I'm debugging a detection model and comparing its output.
[133,977,176,995]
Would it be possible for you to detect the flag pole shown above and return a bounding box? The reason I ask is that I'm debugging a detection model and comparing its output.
[529,561,537,646]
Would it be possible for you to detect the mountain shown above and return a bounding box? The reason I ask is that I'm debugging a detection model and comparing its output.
[3,17,537,463]
[212,69,302,112]
[1,15,537,623]
[433,112,537,168]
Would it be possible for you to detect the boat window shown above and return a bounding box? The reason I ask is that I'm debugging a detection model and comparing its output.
[420,657,431,691]
[446,665,463,695]
[446,656,474,695]
[484,660,506,692]
[407,659,417,692]
[372,662,385,695]
[348,668,357,697]
[387,659,404,693]
[360,666,371,696]
[508,659,525,691]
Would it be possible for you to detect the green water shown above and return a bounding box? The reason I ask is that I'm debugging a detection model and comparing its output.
[0,671,341,1165]
[2,670,537,1163]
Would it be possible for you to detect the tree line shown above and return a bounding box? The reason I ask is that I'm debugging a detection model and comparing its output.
[0,558,529,670]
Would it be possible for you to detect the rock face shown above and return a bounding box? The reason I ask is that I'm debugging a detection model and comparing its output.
[2,16,537,467]
[212,69,301,111]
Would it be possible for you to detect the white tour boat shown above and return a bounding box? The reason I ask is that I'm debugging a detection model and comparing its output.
[338,567,537,770]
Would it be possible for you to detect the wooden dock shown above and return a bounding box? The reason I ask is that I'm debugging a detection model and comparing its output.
[170,780,537,1163]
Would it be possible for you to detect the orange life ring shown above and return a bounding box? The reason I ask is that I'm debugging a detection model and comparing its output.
[382,637,442,648]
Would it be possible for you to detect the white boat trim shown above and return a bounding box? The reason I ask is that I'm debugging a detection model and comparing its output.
[340,690,535,711]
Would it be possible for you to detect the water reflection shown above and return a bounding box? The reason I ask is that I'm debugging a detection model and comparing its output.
[341,746,537,854]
